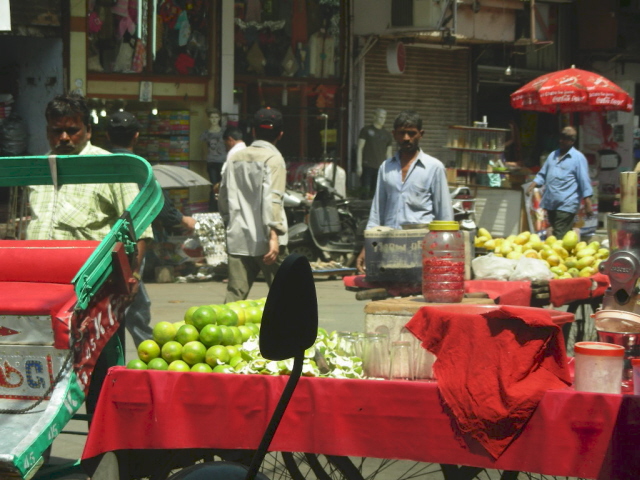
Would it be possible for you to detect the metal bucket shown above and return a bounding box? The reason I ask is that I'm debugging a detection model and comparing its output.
[593,309,640,381]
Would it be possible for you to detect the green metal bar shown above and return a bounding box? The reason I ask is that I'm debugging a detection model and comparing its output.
[0,154,163,310]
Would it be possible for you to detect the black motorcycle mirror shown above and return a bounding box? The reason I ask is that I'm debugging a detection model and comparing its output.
[167,254,318,480]
[314,176,343,198]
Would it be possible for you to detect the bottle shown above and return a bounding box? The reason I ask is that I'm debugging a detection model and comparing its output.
[422,221,465,303]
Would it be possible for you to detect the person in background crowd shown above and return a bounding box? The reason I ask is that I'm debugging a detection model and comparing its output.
[218,107,288,302]
[213,126,247,199]
[106,110,197,345]
[223,126,247,161]
[526,126,593,240]
[356,110,453,274]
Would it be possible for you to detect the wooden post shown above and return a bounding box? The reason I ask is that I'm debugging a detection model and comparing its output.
[620,171,638,214]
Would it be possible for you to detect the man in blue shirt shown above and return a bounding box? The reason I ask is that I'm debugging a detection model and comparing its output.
[526,126,593,240]
[356,110,453,273]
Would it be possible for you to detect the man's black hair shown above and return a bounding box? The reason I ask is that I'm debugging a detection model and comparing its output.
[223,127,243,141]
[45,93,91,130]
[393,110,423,131]
[254,125,282,142]
[107,127,138,147]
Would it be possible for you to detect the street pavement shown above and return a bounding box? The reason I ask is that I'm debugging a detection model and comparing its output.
[49,275,367,479]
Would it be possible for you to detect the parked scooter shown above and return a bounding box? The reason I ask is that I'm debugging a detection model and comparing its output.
[287,177,360,266]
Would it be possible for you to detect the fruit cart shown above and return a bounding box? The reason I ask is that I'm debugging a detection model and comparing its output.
[76,297,637,480]
[81,356,638,480]
[0,153,162,479]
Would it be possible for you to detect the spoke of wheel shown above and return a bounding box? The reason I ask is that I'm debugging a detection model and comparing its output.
[350,457,442,480]
[263,452,298,480]
[305,453,338,480]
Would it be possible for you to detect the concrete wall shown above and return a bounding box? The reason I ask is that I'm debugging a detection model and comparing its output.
[353,0,393,35]
[0,36,64,155]
[353,0,519,43]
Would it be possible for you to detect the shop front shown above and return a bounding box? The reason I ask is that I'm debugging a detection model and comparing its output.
[74,0,217,214]
[230,0,347,167]
[358,39,471,170]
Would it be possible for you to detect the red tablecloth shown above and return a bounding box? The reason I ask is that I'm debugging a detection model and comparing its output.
[82,367,629,479]
[464,280,531,305]
[346,275,609,307]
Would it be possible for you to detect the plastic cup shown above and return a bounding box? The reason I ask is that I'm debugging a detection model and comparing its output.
[574,342,625,394]
[389,341,414,381]
[363,333,389,380]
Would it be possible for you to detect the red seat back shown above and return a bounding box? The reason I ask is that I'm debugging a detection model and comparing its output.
[0,240,100,284]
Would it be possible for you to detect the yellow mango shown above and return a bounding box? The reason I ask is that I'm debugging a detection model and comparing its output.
[579,266,595,277]
[568,267,580,278]
[546,254,560,267]
[576,255,595,270]
[576,248,597,259]
[573,241,587,253]
[500,242,513,255]
[552,244,569,259]
[514,234,529,245]
[478,228,492,239]
[562,230,579,252]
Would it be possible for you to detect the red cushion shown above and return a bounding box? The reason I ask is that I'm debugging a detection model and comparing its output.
[0,281,77,315]
[0,240,99,284]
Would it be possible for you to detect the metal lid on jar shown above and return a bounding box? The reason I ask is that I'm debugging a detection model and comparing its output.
[428,220,460,231]
[574,342,625,357]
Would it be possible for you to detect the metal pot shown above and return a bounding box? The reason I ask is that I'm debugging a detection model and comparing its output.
[594,309,640,380]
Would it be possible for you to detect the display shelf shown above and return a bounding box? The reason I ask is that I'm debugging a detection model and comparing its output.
[135,110,190,162]
[447,146,507,154]
[447,125,508,154]
[446,125,510,184]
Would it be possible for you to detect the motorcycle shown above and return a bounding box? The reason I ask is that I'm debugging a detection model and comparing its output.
[287,177,360,266]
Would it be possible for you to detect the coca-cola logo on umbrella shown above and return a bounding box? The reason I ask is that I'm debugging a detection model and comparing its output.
[510,67,633,113]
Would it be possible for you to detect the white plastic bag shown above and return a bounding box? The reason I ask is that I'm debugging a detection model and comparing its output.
[472,253,517,281]
[509,257,554,282]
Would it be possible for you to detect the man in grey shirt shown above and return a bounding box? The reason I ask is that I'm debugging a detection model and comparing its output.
[218,108,289,302]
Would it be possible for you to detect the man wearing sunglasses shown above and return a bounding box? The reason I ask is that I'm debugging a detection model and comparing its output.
[526,126,593,240]
[356,110,453,274]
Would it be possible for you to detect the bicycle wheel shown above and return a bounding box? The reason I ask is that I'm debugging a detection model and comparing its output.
[291,456,587,480]
[282,453,366,480]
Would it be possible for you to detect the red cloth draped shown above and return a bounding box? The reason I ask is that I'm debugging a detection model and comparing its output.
[406,305,571,459]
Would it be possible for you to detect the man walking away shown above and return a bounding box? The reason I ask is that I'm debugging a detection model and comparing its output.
[218,107,289,302]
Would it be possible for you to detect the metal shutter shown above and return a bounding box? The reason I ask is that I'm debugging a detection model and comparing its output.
[364,40,470,165]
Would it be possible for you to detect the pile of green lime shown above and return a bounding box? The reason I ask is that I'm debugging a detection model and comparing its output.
[127,298,364,379]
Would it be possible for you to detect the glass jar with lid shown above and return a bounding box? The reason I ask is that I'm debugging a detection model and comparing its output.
[422,221,465,303]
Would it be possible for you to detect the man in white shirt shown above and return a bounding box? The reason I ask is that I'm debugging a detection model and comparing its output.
[218,108,288,302]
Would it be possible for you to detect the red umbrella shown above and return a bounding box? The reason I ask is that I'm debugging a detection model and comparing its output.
[510,67,633,113]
